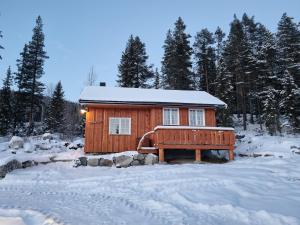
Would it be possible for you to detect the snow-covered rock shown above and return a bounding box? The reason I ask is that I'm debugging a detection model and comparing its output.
[78,156,87,166]
[8,136,24,149]
[42,133,53,140]
[99,158,113,167]
[87,158,99,167]
[113,155,133,168]
[144,154,158,165]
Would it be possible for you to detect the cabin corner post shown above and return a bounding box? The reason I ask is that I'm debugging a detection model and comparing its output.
[195,149,202,162]
[229,147,234,160]
[159,148,165,162]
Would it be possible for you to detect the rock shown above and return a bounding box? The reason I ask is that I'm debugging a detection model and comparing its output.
[42,133,53,140]
[253,153,262,158]
[264,154,274,157]
[236,135,245,140]
[78,157,87,166]
[238,153,249,157]
[37,143,52,150]
[144,154,158,165]
[8,136,24,149]
[99,158,113,167]
[0,165,6,178]
[130,160,141,166]
[24,142,34,153]
[22,160,34,168]
[5,160,22,172]
[113,155,133,168]
[87,158,99,167]
[133,153,146,161]
[73,159,81,168]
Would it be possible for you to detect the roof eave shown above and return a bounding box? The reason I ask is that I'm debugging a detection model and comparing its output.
[79,99,226,108]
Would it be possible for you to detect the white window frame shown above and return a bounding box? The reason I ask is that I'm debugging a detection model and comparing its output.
[163,108,180,125]
[109,117,131,135]
[188,108,205,126]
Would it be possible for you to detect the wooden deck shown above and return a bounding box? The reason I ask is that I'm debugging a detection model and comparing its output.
[138,126,235,162]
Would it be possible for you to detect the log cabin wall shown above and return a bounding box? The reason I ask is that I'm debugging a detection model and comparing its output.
[84,106,216,153]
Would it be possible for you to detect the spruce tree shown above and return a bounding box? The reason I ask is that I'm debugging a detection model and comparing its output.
[0,30,3,60]
[45,81,65,133]
[25,16,48,134]
[0,67,13,135]
[161,17,193,90]
[261,88,281,135]
[276,13,300,132]
[280,70,300,132]
[276,13,300,87]
[12,44,29,134]
[153,68,161,89]
[193,28,217,94]
[117,35,153,88]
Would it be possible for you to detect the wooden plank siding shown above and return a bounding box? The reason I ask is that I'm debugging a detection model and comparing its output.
[84,106,218,153]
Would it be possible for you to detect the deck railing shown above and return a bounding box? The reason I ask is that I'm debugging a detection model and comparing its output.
[153,126,235,149]
[137,126,235,162]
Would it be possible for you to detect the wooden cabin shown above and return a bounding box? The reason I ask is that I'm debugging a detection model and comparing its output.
[79,86,235,162]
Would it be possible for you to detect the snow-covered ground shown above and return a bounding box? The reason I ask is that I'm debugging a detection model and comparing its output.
[0,129,300,225]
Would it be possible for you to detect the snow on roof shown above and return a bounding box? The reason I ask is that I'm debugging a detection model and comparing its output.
[79,86,226,107]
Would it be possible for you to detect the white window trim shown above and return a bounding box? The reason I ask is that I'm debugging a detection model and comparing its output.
[109,117,131,135]
[188,108,205,126]
[163,108,180,125]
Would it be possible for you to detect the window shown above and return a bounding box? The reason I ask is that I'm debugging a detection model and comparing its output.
[189,109,205,126]
[163,108,179,125]
[109,118,131,135]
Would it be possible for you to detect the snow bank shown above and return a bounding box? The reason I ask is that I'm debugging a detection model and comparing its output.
[0,208,61,225]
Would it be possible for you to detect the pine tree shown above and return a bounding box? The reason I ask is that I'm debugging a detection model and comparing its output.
[161,17,193,90]
[222,16,252,130]
[45,81,65,133]
[256,24,281,133]
[193,28,217,94]
[215,58,234,126]
[12,44,29,134]
[25,16,48,134]
[0,67,13,135]
[153,68,161,89]
[214,27,226,65]
[117,35,153,88]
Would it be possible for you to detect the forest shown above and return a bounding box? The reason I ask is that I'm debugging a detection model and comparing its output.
[0,13,299,137]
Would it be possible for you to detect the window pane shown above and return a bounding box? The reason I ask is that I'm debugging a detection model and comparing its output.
[189,109,204,126]
[120,118,131,134]
[164,108,178,125]
[190,110,196,126]
[171,109,178,125]
[109,118,120,134]
[196,110,204,126]
[163,109,171,125]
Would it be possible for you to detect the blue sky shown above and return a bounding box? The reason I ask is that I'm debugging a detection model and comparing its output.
[0,0,299,101]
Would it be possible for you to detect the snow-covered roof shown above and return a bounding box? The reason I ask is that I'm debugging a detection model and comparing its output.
[79,86,226,107]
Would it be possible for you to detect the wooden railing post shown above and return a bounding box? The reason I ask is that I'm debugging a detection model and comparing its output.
[195,149,201,162]
[229,146,234,160]
[159,148,165,162]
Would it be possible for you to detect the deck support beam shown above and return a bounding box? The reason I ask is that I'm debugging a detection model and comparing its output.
[159,148,165,162]
[195,149,202,162]
[229,147,234,160]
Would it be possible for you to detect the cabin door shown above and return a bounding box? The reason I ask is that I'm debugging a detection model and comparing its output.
[85,108,103,153]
